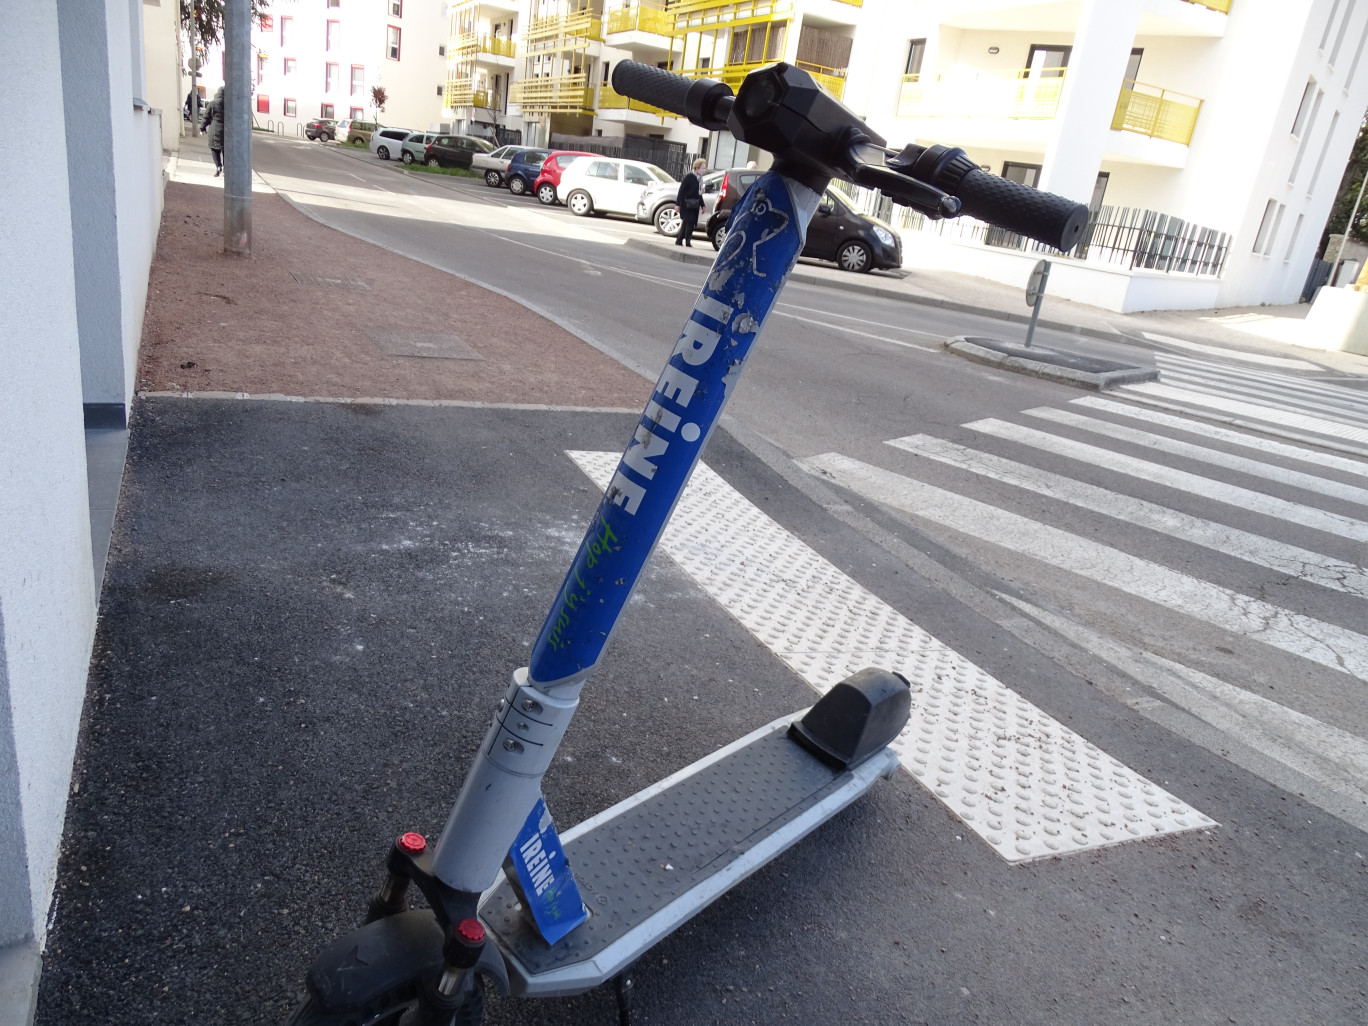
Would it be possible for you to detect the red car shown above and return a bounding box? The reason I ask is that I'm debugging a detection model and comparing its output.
[533,151,596,205]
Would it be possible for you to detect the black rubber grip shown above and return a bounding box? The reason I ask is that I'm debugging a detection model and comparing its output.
[611,61,693,119]
[955,168,1090,253]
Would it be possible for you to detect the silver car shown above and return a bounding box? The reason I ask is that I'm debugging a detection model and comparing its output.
[635,170,724,237]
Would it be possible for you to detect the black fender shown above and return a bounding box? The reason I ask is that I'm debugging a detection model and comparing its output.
[306,910,510,1010]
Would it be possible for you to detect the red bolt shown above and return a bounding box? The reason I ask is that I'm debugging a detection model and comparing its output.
[397,832,427,855]
[457,918,486,944]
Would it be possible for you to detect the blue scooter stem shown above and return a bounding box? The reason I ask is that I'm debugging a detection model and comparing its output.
[528,171,822,688]
[430,172,822,892]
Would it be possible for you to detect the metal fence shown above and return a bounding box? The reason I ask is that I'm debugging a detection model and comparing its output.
[549,134,695,180]
[831,181,1230,278]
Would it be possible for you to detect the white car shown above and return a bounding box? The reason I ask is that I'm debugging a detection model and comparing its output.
[471,144,523,188]
[559,157,676,218]
[370,127,416,161]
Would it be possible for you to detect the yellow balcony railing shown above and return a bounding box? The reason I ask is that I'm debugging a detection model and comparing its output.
[1184,0,1231,12]
[896,67,1067,119]
[1111,82,1202,145]
[605,3,675,36]
[523,11,602,46]
[445,77,502,109]
[451,33,517,59]
[511,74,594,113]
[597,85,675,117]
[794,59,845,98]
[669,0,794,32]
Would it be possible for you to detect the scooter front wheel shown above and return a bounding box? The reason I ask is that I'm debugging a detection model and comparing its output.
[284,982,484,1026]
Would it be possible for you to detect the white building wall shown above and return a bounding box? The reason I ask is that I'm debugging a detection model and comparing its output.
[144,0,186,152]
[0,0,99,954]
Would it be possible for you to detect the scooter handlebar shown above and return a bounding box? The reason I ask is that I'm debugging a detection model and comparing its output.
[610,61,733,131]
[954,167,1089,253]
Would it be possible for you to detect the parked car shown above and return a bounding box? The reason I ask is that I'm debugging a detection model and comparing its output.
[472,143,523,187]
[533,151,596,205]
[370,127,417,160]
[423,134,495,169]
[304,118,336,142]
[636,170,724,237]
[559,157,676,218]
[397,131,440,164]
[708,184,902,273]
[338,119,378,146]
[502,148,554,195]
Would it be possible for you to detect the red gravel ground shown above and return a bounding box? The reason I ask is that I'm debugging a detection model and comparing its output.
[137,181,650,407]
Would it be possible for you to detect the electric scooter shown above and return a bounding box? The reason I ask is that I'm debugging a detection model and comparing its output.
[284,60,1089,1026]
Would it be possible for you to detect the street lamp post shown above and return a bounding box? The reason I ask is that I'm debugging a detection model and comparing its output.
[223,0,252,255]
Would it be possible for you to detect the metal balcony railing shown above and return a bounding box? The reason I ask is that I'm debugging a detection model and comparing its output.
[445,77,503,110]
[597,85,675,117]
[1111,82,1203,145]
[451,33,517,59]
[668,0,794,32]
[794,59,846,98]
[1183,0,1231,12]
[896,67,1067,119]
[511,74,594,113]
[523,10,603,46]
[605,2,674,35]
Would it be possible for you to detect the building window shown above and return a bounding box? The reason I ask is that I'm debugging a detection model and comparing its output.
[387,26,401,60]
[1284,214,1304,263]
[257,94,270,113]
[280,16,292,47]
[349,107,363,121]
[284,98,297,117]
[1290,86,1324,182]
[905,38,926,77]
[1331,0,1357,65]
[1320,0,1344,50]
[350,65,365,96]
[326,63,339,92]
[328,0,340,7]
[1253,199,1284,255]
[1026,44,1071,77]
[259,14,273,30]
[256,53,267,84]
[321,102,334,119]
[390,1,403,16]
[438,44,446,56]
[327,20,339,51]
[436,84,444,96]
[1291,79,1317,137]
[283,57,296,77]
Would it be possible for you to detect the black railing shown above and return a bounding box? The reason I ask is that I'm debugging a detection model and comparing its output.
[548,134,694,181]
[833,181,1231,279]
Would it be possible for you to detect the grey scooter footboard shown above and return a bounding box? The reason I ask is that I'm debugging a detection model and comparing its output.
[479,712,899,998]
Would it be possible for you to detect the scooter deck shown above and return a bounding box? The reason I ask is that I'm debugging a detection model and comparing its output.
[479,711,898,998]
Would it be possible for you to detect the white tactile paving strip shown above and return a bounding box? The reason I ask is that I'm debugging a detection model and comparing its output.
[569,451,1217,863]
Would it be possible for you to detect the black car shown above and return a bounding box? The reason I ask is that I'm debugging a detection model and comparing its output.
[707,181,901,273]
[305,118,336,142]
[422,134,494,169]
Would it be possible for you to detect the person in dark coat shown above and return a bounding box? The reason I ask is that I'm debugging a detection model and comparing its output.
[675,158,707,247]
[200,86,226,176]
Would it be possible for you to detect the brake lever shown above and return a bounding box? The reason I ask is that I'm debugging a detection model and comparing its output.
[839,133,962,220]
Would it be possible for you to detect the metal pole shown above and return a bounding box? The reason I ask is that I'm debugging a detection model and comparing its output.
[1329,166,1368,280]
[223,0,252,255]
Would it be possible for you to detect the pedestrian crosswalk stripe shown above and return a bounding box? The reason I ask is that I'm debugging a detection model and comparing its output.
[1069,397,1368,481]
[1141,333,1324,370]
[1155,361,1368,423]
[800,452,1368,682]
[885,433,1368,601]
[1118,382,1368,450]
[965,418,1368,543]
[569,451,1217,863]
[1157,353,1368,409]
[1023,407,1368,507]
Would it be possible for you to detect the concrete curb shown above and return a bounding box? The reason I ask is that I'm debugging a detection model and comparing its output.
[944,336,1160,391]
[621,236,1144,348]
[0,939,41,1026]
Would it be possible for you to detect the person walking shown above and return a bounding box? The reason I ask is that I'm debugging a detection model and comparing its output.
[676,158,707,247]
[200,85,226,177]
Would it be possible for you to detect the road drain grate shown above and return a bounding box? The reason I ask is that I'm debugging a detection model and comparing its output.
[365,329,483,360]
[289,271,371,290]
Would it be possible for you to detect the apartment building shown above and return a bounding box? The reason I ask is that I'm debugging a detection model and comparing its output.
[841,0,1368,312]
[194,0,450,133]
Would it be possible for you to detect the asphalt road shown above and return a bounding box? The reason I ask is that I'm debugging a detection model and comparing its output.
[37,135,1368,1026]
